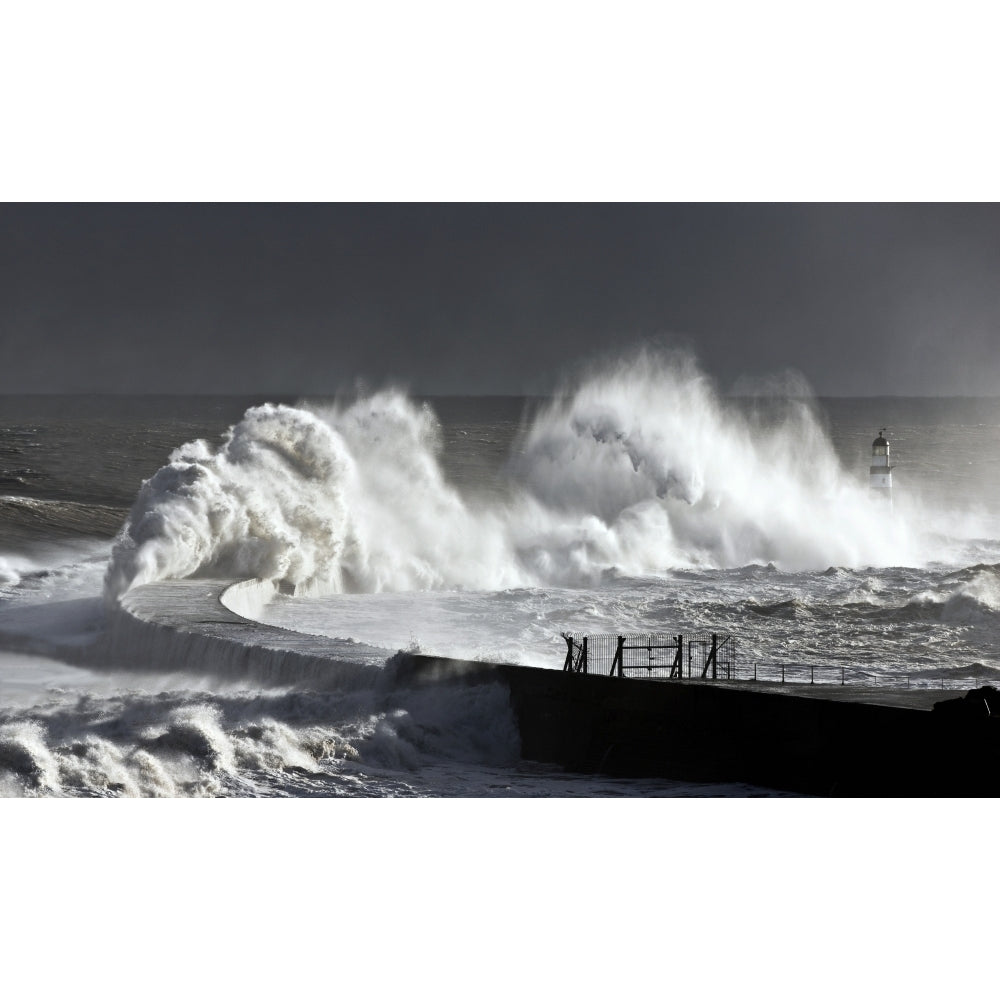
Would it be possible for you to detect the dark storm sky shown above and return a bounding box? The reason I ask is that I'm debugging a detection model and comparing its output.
[2,203,999,396]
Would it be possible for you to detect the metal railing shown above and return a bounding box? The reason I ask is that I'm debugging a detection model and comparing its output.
[562,632,734,680]
[561,633,996,692]
[688,633,736,680]
[748,661,1000,691]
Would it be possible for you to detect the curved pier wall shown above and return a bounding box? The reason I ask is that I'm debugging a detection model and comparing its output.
[102,578,1000,796]
[218,577,279,620]
[105,578,392,691]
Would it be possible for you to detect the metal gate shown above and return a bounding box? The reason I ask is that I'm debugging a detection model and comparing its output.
[562,631,735,680]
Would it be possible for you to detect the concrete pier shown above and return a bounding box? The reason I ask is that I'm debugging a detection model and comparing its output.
[111,579,1000,796]
[111,578,393,690]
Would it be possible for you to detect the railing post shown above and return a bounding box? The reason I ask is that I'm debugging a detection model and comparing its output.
[781,664,785,684]
[582,636,588,674]
[611,635,624,678]
[702,634,718,680]
[671,635,683,679]
[811,664,814,685]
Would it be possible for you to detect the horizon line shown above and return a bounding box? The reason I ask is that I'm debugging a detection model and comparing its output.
[2,390,1000,401]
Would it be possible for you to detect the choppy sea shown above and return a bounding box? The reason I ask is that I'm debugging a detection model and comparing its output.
[4,355,1000,797]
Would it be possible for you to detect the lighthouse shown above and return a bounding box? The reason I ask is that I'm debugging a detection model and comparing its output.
[869,428,893,505]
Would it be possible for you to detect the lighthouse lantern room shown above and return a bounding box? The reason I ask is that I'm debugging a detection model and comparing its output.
[869,428,893,505]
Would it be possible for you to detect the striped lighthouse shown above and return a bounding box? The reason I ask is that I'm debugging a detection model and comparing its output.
[869,428,893,505]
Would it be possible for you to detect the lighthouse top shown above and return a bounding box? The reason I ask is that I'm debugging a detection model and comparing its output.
[870,431,893,500]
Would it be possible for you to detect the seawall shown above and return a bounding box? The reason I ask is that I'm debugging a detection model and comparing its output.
[108,578,1000,796]
[107,578,393,690]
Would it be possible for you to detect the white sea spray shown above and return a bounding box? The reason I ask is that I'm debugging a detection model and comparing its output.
[104,350,937,603]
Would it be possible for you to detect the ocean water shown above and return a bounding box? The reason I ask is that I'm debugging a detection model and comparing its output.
[3,352,1000,797]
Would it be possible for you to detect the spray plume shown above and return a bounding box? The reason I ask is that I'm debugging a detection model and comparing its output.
[105,349,924,602]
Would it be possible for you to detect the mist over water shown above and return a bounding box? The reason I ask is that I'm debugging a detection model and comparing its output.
[509,351,926,574]
[104,349,944,603]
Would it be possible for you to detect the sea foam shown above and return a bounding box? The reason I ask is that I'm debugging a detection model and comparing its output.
[104,349,933,603]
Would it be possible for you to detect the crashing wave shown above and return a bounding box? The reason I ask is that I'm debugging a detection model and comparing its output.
[104,349,934,603]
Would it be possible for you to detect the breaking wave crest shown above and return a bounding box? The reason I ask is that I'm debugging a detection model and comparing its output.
[104,349,935,603]
[0,682,520,797]
[901,566,1000,624]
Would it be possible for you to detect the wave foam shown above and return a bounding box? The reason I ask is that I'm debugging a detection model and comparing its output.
[0,677,520,797]
[104,349,946,603]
